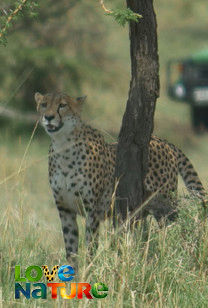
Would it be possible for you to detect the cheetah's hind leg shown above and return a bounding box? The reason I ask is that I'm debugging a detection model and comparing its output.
[150,193,179,227]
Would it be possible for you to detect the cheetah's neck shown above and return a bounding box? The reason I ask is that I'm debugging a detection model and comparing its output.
[50,118,85,152]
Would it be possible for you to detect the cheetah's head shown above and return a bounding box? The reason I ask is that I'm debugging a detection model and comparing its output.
[35,92,86,136]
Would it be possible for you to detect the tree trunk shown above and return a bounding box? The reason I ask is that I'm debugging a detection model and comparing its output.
[115,0,159,220]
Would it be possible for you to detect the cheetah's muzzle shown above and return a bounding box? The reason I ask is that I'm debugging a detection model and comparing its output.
[46,122,63,133]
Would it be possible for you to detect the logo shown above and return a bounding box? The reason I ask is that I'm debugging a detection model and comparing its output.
[15,265,108,300]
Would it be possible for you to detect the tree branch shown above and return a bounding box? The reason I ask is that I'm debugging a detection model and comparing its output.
[0,0,29,39]
[0,106,38,123]
[99,0,142,27]
[99,0,112,14]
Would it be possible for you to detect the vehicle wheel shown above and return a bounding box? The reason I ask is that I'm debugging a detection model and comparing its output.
[203,106,208,129]
[191,106,202,133]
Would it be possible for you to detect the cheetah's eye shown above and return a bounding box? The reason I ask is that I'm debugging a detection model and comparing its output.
[41,102,47,108]
[59,103,67,108]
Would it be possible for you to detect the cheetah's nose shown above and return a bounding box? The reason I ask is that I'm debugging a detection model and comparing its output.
[45,115,55,121]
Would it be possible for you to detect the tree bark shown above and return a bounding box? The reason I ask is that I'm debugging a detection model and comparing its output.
[115,0,159,220]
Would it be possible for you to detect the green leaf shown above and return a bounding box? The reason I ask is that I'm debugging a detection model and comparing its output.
[0,0,39,46]
[105,8,142,27]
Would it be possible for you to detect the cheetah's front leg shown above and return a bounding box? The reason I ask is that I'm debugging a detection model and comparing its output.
[85,209,100,254]
[57,206,78,265]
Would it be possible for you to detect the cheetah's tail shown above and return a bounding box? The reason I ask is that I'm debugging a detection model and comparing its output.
[177,148,207,208]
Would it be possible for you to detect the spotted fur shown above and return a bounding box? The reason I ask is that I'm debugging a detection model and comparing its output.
[42,265,59,281]
[35,92,207,261]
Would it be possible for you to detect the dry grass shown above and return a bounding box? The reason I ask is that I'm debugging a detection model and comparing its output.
[0,135,208,307]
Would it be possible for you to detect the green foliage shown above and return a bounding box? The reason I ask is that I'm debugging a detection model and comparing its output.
[0,0,39,46]
[0,0,111,125]
[106,8,142,27]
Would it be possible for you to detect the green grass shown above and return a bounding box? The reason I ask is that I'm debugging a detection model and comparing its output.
[0,134,207,307]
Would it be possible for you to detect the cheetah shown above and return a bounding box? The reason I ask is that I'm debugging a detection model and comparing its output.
[35,92,207,262]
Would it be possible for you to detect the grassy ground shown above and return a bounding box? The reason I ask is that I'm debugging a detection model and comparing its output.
[0,136,208,307]
[1,0,208,307]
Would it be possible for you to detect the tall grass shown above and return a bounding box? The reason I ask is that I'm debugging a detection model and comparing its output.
[0,137,208,307]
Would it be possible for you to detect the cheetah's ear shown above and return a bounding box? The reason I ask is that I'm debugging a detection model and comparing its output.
[76,96,87,106]
[34,92,44,111]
